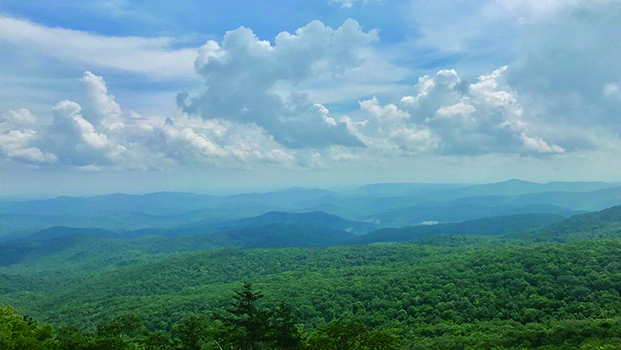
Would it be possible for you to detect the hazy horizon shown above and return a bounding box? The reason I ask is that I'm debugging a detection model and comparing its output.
[2,178,620,200]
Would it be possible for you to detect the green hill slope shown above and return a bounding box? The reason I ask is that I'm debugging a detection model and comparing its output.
[3,239,621,350]
[352,213,563,244]
[3,204,621,349]
[507,205,621,242]
[0,222,355,270]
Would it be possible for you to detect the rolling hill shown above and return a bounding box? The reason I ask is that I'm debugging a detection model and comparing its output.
[358,203,577,228]
[183,210,376,235]
[352,213,564,244]
[449,186,621,211]
[2,180,617,239]
[506,205,621,242]
[0,220,356,269]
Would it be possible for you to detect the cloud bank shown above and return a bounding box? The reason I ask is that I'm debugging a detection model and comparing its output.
[1,6,620,173]
[178,19,377,149]
[1,71,296,170]
[0,65,594,171]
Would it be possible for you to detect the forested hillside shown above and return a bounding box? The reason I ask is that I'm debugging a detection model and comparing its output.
[353,213,563,244]
[2,189,621,349]
[506,205,621,242]
[2,206,607,272]
[4,238,621,349]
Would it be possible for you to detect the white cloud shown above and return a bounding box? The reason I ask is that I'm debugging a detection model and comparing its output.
[0,72,301,170]
[520,133,565,154]
[346,96,440,155]
[79,71,123,128]
[359,97,409,121]
[398,0,620,157]
[435,103,477,120]
[0,16,196,79]
[328,0,380,9]
[45,100,121,166]
[2,3,620,173]
[0,109,56,164]
[1,65,602,171]
[399,0,621,147]
[179,19,377,148]
[352,66,568,156]
[604,83,621,99]
[0,108,36,127]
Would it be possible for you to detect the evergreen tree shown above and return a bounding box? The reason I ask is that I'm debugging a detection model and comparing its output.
[221,282,271,350]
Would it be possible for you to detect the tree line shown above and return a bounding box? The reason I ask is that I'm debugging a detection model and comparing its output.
[1,282,399,350]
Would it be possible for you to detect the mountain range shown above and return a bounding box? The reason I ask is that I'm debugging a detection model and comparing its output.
[2,180,619,239]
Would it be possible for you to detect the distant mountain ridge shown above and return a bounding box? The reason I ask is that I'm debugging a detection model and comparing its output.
[353,213,565,244]
[206,222,356,249]
[358,203,579,228]
[449,186,621,211]
[187,210,376,235]
[356,205,621,245]
[10,210,370,242]
[434,179,616,200]
[506,205,621,242]
[2,180,615,216]
[1,180,619,238]
[0,210,367,267]
[3,204,621,272]
[358,187,619,227]
[0,221,357,267]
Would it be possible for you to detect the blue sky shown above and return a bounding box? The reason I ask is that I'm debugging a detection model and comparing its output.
[1,0,620,196]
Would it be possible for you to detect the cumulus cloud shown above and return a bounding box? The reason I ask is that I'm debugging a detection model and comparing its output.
[0,109,56,164]
[178,19,377,148]
[520,134,565,154]
[1,72,298,170]
[79,71,123,128]
[396,0,621,157]
[0,65,597,171]
[345,97,439,155]
[3,4,619,171]
[43,100,123,166]
[344,66,566,156]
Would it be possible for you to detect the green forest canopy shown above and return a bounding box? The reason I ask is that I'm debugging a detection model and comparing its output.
[2,205,621,349]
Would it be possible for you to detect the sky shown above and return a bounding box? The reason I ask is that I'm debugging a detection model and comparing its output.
[1,0,620,196]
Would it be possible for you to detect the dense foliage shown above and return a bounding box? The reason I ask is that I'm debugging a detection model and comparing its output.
[3,204,621,349]
[3,237,621,349]
[507,205,621,242]
[1,283,396,350]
